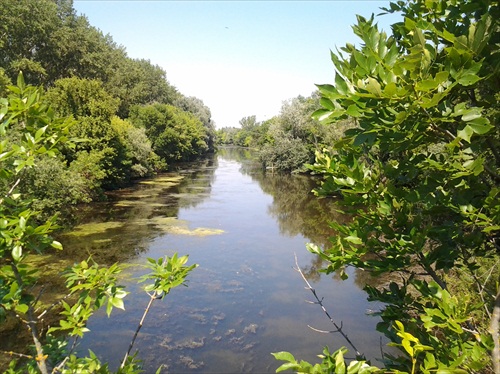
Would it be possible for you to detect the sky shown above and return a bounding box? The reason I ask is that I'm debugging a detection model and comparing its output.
[73,1,401,128]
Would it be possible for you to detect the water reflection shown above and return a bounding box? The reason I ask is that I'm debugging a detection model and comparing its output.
[219,147,348,283]
[63,147,388,373]
[57,157,217,263]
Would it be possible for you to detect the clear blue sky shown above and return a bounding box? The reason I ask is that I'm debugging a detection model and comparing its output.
[73,1,401,128]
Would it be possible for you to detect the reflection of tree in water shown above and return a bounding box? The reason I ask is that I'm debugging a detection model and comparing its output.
[221,147,348,282]
[172,155,218,210]
[261,174,347,243]
[58,155,217,264]
[218,146,257,165]
[220,147,393,292]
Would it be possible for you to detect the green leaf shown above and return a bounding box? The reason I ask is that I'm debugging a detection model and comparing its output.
[335,73,349,95]
[457,125,474,143]
[457,74,481,86]
[51,240,63,250]
[346,104,363,117]
[402,339,414,356]
[14,303,29,314]
[272,351,296,362]
[19,216,26,230]
[468,118,493,134]
[316,84,342,100]
[345,236,362,245]
[275,362,300,373]
[365,77,382,96]
[383,82,397,97]
[416,79,439,92]
[110,297,125,310]
[335,349,346,374]
[12,245,22,261]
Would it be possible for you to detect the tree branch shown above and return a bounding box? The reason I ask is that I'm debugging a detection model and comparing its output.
[0,177,22,206]
[293,253,364,359]
[490,288,500,374]
[120,290,157,368]
[11,262,49,374]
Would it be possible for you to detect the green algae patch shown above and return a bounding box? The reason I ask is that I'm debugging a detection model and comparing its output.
[93,238,113,244]
[149,216,183,226]
[62,221,125,237]
[145,216,224,236]
[166,226,224,236]
[138,175,184,186]
[114,200,166,208]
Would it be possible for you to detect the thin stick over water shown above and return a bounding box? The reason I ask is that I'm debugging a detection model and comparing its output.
[293,253,363,359]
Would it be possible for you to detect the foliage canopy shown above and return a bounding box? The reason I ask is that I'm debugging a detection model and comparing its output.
[275,0,500,372]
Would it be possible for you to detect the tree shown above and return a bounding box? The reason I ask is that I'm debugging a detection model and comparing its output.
[111,116,165,178]
[0,0,60,85]
[130,103,209,164]
[108,58,179,118]
[46,77,131,189]
[276,0,500,372]
[0,75,197,373]
[174,95,216,152]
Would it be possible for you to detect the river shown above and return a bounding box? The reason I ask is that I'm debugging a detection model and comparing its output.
[60,147,388,373]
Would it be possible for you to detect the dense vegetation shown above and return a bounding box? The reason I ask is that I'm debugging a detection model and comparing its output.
[0,0,210,371]
[217,94,352,173]
[273,0,500,373]
[0,0,216,222]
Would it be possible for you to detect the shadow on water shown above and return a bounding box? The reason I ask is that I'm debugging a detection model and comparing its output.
[2,147,394,373]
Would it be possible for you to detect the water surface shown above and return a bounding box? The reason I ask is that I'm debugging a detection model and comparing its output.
[67,148,388,373]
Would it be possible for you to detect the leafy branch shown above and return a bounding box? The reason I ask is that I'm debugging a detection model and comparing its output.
[121,254,197,368]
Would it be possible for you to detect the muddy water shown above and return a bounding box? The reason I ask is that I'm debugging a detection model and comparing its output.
[63,147,389,373]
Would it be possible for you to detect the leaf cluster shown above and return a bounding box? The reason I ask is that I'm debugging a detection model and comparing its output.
[279,0,500,372]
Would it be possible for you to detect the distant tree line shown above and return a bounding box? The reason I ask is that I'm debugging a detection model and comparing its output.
[0,0,216,222]
[216,93,354,172]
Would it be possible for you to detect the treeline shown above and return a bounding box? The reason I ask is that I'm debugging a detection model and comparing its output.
[216,93,353,172]
[0,0,216,221]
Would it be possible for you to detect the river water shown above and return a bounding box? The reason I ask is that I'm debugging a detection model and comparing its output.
[61,147,388,373]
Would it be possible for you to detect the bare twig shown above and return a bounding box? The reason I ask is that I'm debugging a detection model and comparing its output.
[308,325,342,334]
[0,177,22,205]
[293,253,363,359]
[51,337,79,373]
[37,290,74,320]
[0,350,33,359]
[120,290,158,368]
[490,288,500,374]
[11,262,49,374]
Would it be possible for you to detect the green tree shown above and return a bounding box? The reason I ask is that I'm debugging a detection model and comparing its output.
[277,0,500,372]
[0,75,197,373]
[111,116,165,178]
[48,14,125,85]
[0,0,123,87]
[130,103,209,164]
[174,95,216,152]
[0,0,60,85]
[109,58,179,118]
[47,77,131,189]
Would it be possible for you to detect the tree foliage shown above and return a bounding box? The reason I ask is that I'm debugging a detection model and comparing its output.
[130,103,209,164]
[276,0,500,372]
[46,77,130,189]
[0,76,197,372]
[0,0,216,224]
[217,94,351,172]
